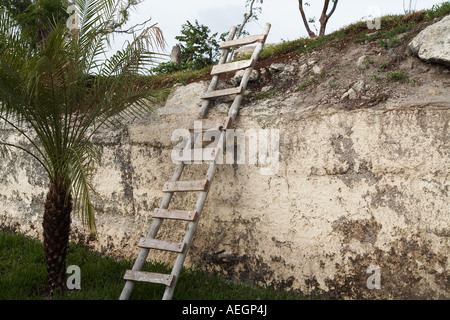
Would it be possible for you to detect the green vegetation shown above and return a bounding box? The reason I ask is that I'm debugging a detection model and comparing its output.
[372,73,381,82]
[151,19,223,75]
[1,0,449,301]
[144,2,450,90]
[255,90,275,100]
[320,69,329,79]
[386,71,409,82]
[1,0,69,50]
[328,79,338,88]
[426,1,450,19]
[298,77,317,91]
[378,62,388,72]
[0,231,314,300]
[356,3,450,49]
[0,0,167,295]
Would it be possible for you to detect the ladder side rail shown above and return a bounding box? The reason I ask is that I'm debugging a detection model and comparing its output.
[120,129,202,300]
[120,22,271,301]
[162,133,223,300]
[163,23,271,300]
[199,26,237,119]
[119,162,185,300]
[119,125,204,300]
[228,23,271,123]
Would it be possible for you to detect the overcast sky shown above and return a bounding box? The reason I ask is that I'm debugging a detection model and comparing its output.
[112,0,444,62]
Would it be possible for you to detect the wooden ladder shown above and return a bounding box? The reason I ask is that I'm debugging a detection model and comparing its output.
[119,22,271,301]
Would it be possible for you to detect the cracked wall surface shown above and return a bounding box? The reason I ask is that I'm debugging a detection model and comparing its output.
[0,81,449,299]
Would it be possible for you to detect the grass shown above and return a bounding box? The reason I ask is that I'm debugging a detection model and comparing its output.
[386,71,409,83]
[298,77,317,91]
[135,2,450,91]
[254,90,275,100]
[426,1,450,19]
[0,231,314,300]
[328,80,338,88]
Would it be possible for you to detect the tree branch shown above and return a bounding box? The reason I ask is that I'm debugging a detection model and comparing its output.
[319,0,338,36]
[321,0,330,20]
[110,17,153,34]
[326,0,338,19]
[298,0,317,38]
[236,0,256,39]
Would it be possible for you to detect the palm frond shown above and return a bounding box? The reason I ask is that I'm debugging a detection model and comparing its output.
[64,140,101,232]
[0,0,166,232]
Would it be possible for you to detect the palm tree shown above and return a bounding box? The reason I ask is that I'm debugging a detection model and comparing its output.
[0,0,165,295]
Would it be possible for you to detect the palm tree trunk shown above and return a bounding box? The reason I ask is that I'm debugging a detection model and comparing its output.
[42,178,72,296]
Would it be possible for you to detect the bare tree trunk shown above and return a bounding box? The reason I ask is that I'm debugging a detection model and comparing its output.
[319,0,338,36]
[298,0,317,38]
[298,0,339,38]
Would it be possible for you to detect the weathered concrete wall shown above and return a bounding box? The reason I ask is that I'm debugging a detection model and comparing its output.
[0,81,449,299]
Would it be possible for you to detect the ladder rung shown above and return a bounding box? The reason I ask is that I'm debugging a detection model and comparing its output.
[153,208,198,221]
[138,238,186,253]
[124,270,175,287]
[162,179,209,193]
[189,116,232,133]
[220,34,266,49]
[176,147,222,163]
[201,86,243,99]
[211,58,254,75]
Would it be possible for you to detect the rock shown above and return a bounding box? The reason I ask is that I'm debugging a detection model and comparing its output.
[284,64,296,73]
[231,69,259,86]
[429,89,441,95]
[340,91,349,101]
[341,88,358,101]
[298,63,308,76]
[170,45,181,65]
[233,46,255,59]
[348,88,358,100]
[248,69,260,81]
[312,65,323,75]
[352,80,365,93]
[269,63,286,72]
[409,15,450,66]
[158,81,207,115]
[261,85,273,92]
[356,55,367,67]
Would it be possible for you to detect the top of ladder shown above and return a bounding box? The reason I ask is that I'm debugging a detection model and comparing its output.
[220,33,267,49]
[198,22,271,118]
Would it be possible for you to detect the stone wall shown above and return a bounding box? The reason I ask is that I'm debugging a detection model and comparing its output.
[0,81,449,299]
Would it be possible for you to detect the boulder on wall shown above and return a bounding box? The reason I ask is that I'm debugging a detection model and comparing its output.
[409,15,450,66]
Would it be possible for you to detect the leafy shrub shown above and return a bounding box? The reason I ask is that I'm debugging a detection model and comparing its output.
[175,20,220,70]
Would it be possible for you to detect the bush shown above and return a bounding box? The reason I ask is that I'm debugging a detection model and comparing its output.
[175,20,220,70]
[151,61,191,74]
